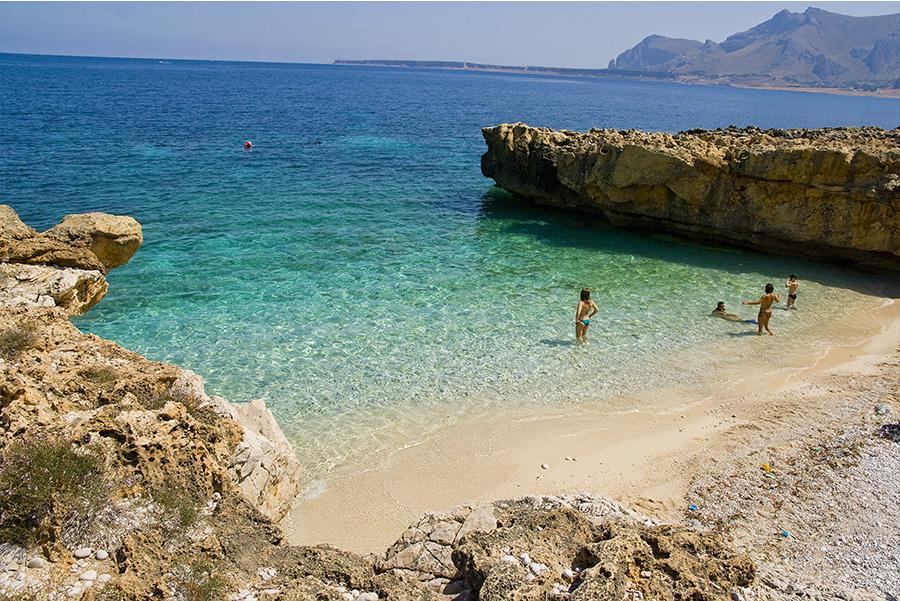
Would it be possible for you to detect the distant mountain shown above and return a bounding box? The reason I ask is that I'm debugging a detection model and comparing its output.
[610,7,900,90]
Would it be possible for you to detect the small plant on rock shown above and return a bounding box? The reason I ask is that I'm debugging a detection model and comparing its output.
[0,438,105,547]
[80,365,119,385]
[170,561,226,601]
[0,324,38,359]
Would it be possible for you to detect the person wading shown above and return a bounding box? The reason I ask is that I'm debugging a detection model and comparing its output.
[742,283,781,336]
[575,288,599,344]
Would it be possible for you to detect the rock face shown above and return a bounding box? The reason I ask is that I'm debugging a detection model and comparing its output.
[482,123,900,272]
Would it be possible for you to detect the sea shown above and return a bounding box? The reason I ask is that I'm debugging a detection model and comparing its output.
[2,53,897,479]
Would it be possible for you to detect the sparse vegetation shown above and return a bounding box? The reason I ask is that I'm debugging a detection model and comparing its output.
[80,364,119,385]
[0,324,38,359]
[152,485,200,528]
[170,561,226,601]
[0,438,105,547]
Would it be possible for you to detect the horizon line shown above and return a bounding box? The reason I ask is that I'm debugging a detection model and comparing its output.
[0,50,610,72]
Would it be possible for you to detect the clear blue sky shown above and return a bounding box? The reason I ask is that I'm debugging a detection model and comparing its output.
[1,2,897,68]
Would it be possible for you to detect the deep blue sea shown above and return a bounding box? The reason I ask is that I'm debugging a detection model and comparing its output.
[2,53,897,476]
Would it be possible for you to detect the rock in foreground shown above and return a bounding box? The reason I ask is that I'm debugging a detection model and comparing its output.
[482,124,900,271]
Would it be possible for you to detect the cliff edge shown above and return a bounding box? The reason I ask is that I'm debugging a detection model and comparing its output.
[481,123,900,272]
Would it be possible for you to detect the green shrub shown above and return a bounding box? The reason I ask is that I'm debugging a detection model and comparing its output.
[0,438,104,547]
[0,325,37,359]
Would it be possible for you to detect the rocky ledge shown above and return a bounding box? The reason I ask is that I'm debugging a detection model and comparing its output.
[481,124,900,272]
[1,206,764,600]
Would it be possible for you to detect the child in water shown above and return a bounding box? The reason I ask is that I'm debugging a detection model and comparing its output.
[742,283,781,336]
[575,288,599,343]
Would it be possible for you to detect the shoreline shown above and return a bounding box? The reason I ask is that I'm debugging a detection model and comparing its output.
[334,61,900,99]
[285,291,900,554]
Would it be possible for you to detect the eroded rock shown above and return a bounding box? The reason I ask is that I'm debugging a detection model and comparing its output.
[0,263,107,316]
[45,212,142,270]
[481,124,900,271]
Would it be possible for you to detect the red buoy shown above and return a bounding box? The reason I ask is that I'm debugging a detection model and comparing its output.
[243,140,253,150]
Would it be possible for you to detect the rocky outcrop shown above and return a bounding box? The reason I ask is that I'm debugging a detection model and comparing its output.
[0,206,301,525]
[481,123,900,272]
[174,371,303,523]
[0,205,142,314]
[45,211,142,270]
[0,263,107,315]
[377,494,756,600]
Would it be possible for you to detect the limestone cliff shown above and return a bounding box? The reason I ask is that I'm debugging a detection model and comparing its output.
[481,123,900,272]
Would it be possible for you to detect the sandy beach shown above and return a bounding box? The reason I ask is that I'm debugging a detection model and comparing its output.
[286,289,900,556]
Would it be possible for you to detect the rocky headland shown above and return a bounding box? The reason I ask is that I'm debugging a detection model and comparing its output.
[1,204,897,601]
[481,124,900,272]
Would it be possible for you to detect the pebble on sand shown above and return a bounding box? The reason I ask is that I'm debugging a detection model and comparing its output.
[541,463,550,470]
[73,548,92,559]
[81,569,98,581]
[94,549,109,560]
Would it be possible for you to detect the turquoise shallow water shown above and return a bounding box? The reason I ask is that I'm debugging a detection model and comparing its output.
[2,54,895,477]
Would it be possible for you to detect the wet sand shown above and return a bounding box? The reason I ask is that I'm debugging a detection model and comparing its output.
[284,292,900,554]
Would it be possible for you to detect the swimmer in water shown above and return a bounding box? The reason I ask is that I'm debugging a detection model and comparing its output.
[243,140,253,150]
[711,301,743,321]
[785,274,800,310]
[575,288,599,344]
[742,283,781,336]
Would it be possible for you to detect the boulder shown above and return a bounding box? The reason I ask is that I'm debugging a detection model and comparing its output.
[45,212,143,270]
[0,205,37,238]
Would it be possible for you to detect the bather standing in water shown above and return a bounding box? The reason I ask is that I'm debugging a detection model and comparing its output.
[785,274,800,310]
[575,288,599,344]
[742,283,781,336]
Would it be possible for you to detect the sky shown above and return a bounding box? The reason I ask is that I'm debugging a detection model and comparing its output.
[1,2,898,68]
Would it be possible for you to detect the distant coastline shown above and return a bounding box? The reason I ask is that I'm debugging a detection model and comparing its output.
[333,59,675,81]
[334,59,900,99]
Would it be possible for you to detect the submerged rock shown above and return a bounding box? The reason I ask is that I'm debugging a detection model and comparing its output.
[481,124,900,272]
